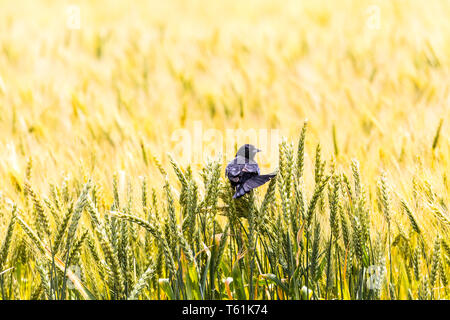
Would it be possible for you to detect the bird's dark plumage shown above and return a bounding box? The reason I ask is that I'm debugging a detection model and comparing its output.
[226,144,276,199]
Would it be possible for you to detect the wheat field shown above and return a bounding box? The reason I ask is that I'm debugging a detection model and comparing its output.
[0,0,449,300]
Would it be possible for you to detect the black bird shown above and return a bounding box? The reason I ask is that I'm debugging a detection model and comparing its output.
[226,144,277,199]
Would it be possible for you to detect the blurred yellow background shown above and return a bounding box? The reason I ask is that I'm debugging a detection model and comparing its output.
[0,0,448,200]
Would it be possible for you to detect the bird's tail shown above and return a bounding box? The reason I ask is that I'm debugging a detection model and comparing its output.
[233,173,277,199]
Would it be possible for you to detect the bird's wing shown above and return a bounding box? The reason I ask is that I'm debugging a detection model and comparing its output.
[226,157,259,175]
[233,174,274,198]
[226,158,260,187]
[226,162,243,177]
[226,161,243,184]
[242,163,260,175]
[243,174,274,189]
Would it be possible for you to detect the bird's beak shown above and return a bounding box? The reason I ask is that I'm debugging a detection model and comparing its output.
[257,149,261,152]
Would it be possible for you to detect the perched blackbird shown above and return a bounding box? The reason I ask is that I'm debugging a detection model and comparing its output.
[225,144,277,199]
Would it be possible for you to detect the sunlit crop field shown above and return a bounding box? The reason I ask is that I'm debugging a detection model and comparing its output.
[0,0,449,300]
